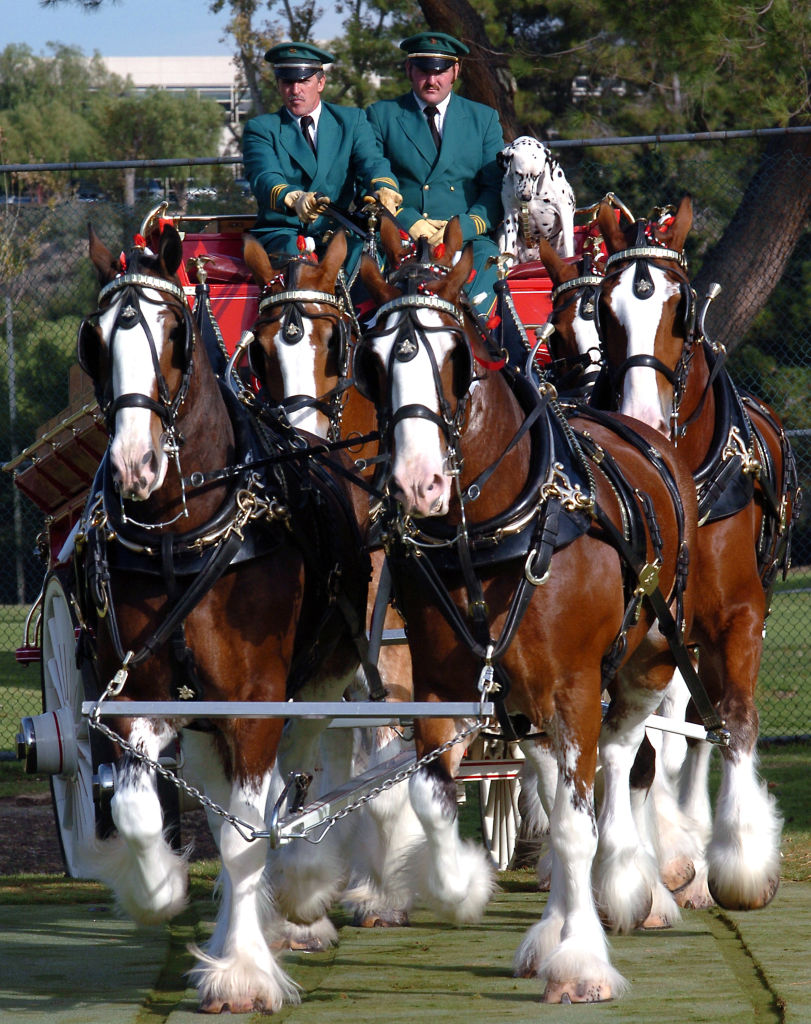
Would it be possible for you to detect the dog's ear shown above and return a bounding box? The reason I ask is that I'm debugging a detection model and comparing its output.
[497,146,514,173]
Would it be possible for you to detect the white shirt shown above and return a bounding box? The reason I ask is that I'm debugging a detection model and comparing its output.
[297,102,322,147]
[412,92,451,138]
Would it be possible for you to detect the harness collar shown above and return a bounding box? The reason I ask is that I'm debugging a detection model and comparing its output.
[99,272,187,306]
[550,274,604,303]
[604,245,688,271]
[259,288,345,314]
[376,292,464,325]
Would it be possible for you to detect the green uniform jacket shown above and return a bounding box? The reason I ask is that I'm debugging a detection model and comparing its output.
[365,91,504,243]
[242,101,398,256]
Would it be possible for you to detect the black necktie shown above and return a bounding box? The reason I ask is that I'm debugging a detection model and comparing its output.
[424,105,441,151]
[300,115,317,155]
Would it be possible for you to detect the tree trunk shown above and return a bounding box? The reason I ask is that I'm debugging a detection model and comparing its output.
[417,0,518,141]
[694,130,811,353]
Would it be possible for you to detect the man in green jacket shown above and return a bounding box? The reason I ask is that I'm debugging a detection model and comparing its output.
[242,42,401,276]
[366,32,505,315]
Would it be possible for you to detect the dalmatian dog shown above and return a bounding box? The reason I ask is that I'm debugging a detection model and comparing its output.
[496,136,576,265]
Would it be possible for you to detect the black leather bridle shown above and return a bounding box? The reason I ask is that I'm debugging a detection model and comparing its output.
[595,221,698,436]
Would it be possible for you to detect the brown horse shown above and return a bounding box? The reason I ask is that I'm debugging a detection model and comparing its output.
[241,229,419,929]
[595,194,799,911]
[77,223,371,1012]
[536,237,604,398]
[354,217,702,1001]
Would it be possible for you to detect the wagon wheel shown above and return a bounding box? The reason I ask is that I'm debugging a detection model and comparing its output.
[24,572,115,877]
[467,734,524,871]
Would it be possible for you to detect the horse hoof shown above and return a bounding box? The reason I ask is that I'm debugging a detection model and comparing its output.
[542,980,612,1003]
[708,875,779,911]
[270,935,327,953]
[352,909,410,928]
[661,858,696,893]
[199,996,260,1014]
[639,912,673,930]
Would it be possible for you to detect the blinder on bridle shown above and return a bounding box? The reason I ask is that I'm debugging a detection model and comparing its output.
[77,265,194,435]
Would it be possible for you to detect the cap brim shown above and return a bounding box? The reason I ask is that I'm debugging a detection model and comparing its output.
[408,56,457,73]
[273,65,321,81]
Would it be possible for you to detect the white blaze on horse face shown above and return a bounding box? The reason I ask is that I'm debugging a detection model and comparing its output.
[573,297,600,358]
[275,320,322,437]
[103,290,169,499]
[376,309,455,518]
[609,266,680,434]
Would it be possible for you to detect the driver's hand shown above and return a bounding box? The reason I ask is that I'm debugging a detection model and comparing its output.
[284,190,330,223]
[374,187,403,215]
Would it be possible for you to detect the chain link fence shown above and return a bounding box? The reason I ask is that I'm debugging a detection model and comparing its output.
[0,135,808,751]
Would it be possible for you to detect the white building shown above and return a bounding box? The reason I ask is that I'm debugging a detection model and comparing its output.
[100,56,250,155]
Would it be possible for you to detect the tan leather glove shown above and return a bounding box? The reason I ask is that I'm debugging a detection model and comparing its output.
[284,190,330,223]
[374,187,403,215]
[409,217,446,240]
[427,220,449,245]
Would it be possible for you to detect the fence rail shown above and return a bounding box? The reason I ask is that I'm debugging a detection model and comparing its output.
[0,135,808,745]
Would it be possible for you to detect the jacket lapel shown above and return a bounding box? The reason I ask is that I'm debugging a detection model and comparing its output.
[279,109,317,178]
[398,95,439,169]
[314,105,338,179]
[432,93,466,177]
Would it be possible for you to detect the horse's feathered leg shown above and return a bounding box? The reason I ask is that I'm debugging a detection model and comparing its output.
[189,759,300,1014]
[404,719,495,924]
[89,718,188,924]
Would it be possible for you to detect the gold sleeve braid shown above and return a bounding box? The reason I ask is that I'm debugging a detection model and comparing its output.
[371,176,400,189]
[471,215,488,235]
[269,184,290,210]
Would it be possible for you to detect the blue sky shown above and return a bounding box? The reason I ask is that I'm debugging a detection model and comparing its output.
[6,0,342,58]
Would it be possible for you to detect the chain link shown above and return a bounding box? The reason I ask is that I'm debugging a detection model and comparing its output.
[294,719,487,844]
[88,712,489,844]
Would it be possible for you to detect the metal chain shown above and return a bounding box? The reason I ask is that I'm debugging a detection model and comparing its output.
[88,715,263,842]
[88,710,489,844]
[293,718,487,844]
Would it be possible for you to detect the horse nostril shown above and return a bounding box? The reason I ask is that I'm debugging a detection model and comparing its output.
[142,450,158,477]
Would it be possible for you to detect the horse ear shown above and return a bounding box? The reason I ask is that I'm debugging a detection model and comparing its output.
[359,254,399,306]
[158,224,184,277]
[597,200,627,254]
[88,224,120,285]
[319,229,347,286]
[657,194,693,253]
[243,232,274,285]
[538,237,572,286]
[435,241,475,303]
[442,216,464,259]
[379,216,405,262]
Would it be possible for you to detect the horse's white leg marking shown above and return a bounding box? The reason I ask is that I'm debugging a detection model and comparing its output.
[406,759,495,924]
[342,726,422,925]
[517,738,557,888]
[610,267,680,433]
[190,775,300,1013]
[673,738,715,908]
[268,670,357,927]
[648,673,703,893]
[90,718,188,924]
[530,738,627,1002]
[595,685,666,934]
[706,748,782,910]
